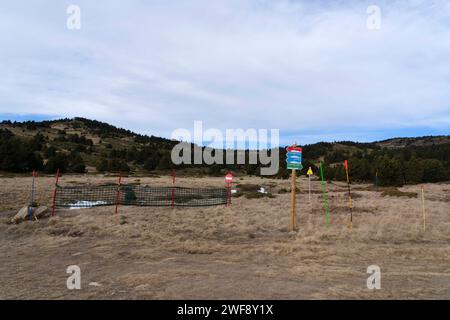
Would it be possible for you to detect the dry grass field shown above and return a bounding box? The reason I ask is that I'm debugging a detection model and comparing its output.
[1,174,450,299]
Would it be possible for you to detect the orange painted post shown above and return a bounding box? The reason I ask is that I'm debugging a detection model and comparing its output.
[51,168,60,217]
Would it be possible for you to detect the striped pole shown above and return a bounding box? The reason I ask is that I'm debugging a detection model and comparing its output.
[51,168,60,217]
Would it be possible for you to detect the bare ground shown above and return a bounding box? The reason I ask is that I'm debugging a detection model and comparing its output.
[1,174,450,299]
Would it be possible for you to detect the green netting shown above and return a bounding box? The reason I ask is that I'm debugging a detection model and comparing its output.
[55,184,228,208]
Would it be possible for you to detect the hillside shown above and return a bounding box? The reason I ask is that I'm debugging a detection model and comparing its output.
[375,136,450,149]
[0,118,178,175]
[0,118,449,186]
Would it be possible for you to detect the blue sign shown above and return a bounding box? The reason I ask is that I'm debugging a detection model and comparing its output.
[286,152,302,164]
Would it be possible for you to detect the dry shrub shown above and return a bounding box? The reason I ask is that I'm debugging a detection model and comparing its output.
[381,188,418,198]
[237,184,261,192]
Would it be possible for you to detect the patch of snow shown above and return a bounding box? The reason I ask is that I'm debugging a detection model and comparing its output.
[69,200,107,209]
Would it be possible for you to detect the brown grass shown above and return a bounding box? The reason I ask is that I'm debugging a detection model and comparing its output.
[0,175,449,299]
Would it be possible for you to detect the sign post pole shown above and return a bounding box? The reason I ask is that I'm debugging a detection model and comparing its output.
[286,145,302,232]
[290,168,297,231]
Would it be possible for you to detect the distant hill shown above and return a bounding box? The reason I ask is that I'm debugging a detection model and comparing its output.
[1,118,449,186]
[375,136,450,149]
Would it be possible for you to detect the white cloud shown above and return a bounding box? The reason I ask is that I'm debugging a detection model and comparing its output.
[0,0,449,144]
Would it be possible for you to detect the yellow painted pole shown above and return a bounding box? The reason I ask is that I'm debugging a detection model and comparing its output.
[308,174,311,204]
[421,185,426,232]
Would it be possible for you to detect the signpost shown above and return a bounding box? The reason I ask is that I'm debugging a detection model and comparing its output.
[307,167,313,204]
[225,172,233,206]
[286,145,302,231]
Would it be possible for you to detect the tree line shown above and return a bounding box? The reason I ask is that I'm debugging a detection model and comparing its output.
[1,119,449,187]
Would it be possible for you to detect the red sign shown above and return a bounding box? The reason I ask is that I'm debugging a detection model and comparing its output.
[225,172,233,183]
[287,146,302,153]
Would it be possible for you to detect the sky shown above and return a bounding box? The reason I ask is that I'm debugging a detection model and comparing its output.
[0,0,449,145]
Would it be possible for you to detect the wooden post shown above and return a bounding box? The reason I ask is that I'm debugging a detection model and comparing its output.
[115,172,122,215]
[344,160,353,230]
[51,168,60,217]
[290,168,297,231]
[421,185,426,232]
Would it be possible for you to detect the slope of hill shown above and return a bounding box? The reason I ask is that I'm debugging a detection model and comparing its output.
[1,118,449,186]
[375,136,450,149]
[0,118,177,174]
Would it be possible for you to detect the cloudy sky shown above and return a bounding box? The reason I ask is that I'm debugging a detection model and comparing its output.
[0,0,449,145]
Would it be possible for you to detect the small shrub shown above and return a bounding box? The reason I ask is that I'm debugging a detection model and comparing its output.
[381,188,417,198]
[237,184,260,192]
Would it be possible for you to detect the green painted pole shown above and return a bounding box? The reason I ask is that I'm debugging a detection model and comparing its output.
[319,162,329,227]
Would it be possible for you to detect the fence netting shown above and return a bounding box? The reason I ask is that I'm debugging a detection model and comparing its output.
[55,184,228,208]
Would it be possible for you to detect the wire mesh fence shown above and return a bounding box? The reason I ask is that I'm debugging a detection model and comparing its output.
[55,184,228,208]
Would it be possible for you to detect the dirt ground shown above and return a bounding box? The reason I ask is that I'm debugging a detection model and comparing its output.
[1,174,450,299]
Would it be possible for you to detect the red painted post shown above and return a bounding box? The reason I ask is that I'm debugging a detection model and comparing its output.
[171,169,176,208]
[225,172,233,206]
[227,182,232,206]
[51,168,60,217]
[115,172,122,215]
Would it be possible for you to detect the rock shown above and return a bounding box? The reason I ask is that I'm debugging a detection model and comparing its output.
[89,282,102,287]
[10,205,49,224]
[11,206,33,224]
[33,206,49,219]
